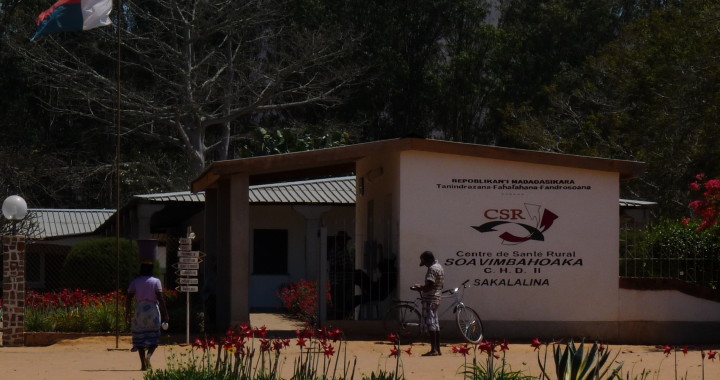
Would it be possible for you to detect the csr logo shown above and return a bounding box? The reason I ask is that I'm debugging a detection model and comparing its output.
[473,204,559,244]
[483,209,525,220]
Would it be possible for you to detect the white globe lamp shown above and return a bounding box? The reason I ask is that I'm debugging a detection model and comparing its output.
[2,195,28,221]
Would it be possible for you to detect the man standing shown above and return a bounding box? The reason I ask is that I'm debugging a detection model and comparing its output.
[411,250,444,356]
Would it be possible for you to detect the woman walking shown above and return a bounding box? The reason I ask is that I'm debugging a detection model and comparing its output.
[125,262,169,371]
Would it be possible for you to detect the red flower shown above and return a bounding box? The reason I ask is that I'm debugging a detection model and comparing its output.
[272,339,284,351]
[328,328,343,342]
[255,325,268,338]
[477,340,493,355]
[240,324,254,338]
[405,346,412,356]
[323,344,335,357]
[499,339,510,352]
[296,337,307,348]
[454,344,471,356]
[708,350,717,361]
[682,346,688,356]
[531,338,542,351]
[260,338,270,352]
[389,347,400,357]
[707,179,720,191]
[388,333,399,344]
[663,345,672,356]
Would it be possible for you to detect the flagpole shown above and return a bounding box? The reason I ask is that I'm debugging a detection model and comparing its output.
[114,0,123,350]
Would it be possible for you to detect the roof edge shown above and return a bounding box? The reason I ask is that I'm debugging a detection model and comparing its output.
[191,138,645,192]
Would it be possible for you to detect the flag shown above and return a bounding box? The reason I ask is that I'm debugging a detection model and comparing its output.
[32,0,112,40]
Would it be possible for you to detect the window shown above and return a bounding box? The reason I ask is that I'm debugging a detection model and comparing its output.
[253,229,288,274]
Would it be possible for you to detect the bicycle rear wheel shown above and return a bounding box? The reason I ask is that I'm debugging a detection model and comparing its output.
[383,304,421,342]
[456,305,483,343]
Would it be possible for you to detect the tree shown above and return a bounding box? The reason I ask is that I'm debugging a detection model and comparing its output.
[0,211,42,238]
[502,0,720,217]
[10,0,358,178]
[332,0,503,141]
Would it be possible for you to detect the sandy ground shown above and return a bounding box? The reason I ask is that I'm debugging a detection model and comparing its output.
[1,315,719,380]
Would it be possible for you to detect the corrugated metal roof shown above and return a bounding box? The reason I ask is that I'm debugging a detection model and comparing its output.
[250,176,356,204]
[134,191,205,203]
[29,209,116,238]
[134,176,356,205]
[27,179,650,240]
[138,179,648,207]
[619,199,657,208]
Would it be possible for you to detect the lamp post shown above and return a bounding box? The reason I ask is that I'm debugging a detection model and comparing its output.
[2,195,28,346]
[2,195,28,235]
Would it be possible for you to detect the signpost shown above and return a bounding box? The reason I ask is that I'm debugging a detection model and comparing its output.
[174,227,203,344]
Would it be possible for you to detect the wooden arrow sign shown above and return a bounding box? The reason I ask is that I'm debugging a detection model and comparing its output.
[176,269,198,276]
[176,277,199,285]
[177,251,202,258]
[176,286,199,293]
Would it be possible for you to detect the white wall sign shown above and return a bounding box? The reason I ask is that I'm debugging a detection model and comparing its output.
[398,151,619,322]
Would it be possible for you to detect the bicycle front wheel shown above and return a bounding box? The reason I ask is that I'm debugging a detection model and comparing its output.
[383,304,421,342]
[456,305,483,343]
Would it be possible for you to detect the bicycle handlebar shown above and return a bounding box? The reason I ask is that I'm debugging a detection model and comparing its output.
[413,279,473,293]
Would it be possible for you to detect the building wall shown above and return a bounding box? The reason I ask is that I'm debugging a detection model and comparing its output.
[396,150,620,324]
[248,205,355,309]
[356,152,402,306]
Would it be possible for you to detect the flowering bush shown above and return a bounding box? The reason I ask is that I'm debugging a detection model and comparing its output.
[687,173,720,231]
[25,289,128,332]
[452,339,532,380]
[277,279,331,326]
[146,324,354,380]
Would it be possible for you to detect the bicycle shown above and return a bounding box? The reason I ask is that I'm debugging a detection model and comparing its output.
[383,279,483,343]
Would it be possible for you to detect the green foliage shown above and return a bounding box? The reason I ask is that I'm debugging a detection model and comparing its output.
[362,370,402,380]
[24,289,129,332]
[539,341,622,380]
[144,367,236,380]
[622,219,720,287]
[62,238,140,292]
[335,0,502,140]
[240,127,353,158]
[615,368,651,380]
[503,0,720,218]
[461,357,536,380]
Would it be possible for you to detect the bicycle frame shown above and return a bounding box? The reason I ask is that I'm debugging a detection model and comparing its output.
[409,279,471,318]
[385,279,482,343]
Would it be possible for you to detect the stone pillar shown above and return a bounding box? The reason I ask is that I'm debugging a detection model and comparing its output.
[2,235,25,346]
